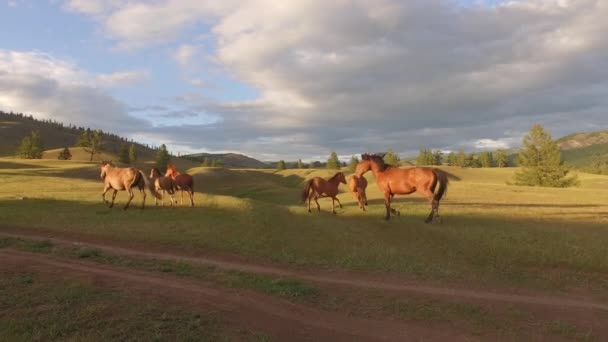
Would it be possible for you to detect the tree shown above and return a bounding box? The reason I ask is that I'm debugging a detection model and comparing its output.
[447,152,457,166]
[495,149,508,168]
[513,124,578,187]
[432,150,443,165]
[383,149,399,166]
[16,131,44,159]
[77,129,104,161]
[326,152,340,170]
[201,158,210,167]
[296,159,304,169]
[416,149,431,166]
[128,144,137,163]
[347,156,359,173]
[57,147,72,160]
[118,144,130,164]
[478,151,494,168]
[467,153,481,168]
[276,160,286,171]
[456,149,467,167]
[155,144,170,171]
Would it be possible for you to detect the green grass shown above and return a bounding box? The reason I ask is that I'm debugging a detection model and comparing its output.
[1,159,608,294]
[0,270,253,341]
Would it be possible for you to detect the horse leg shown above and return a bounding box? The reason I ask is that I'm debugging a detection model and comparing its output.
[384,192,392,220]
[331,197,336,214]
[419,189,436,223]
[110,190,117,208]
[188,187,194,207]
[335,196,343,209]
[307,195,312,213]
[124,187,134,210]
[181,190,184,206]
[141,188,146,209]
[314,196,321,212]
[102,185,111,206]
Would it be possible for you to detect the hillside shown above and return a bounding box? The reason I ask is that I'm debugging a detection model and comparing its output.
[557,130,608,150]
[556,129,608,168]
[183,152,268,168]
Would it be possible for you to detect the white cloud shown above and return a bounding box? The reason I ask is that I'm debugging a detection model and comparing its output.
[173,44,198,68]
[95,70,150,87]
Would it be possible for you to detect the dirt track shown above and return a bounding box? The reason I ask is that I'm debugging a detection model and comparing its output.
[1,249,463,342]
[1,229,607,312]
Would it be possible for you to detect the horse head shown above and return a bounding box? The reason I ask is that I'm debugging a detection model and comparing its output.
[149,167,160,179]
[100,160,112,179]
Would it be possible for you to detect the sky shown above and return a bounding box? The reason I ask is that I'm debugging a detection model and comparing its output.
[0,0,606,161]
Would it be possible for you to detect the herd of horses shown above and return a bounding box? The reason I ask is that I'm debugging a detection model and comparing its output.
[99,153,449,223]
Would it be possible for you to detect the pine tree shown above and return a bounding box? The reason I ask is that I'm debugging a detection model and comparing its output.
[77,129,104,161]
[57,147,72,160]
[514,124,578,187]
[326,152,340,170]
[276,160,286,171]
[347,156,359,173]
[384,149,399,166]
[467,153,480,168]
[16,131,44,159]
[432,150,443,165]
[155,144,170,171]
[479,151,494,168]
[456,149,467,167]
[447,152,457,166]
[128,144,137,163]
[118,144,130,164]
[416,149,430,166]
[495,149,508,167]
[296,159,304,169]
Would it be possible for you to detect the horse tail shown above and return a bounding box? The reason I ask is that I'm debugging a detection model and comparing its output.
[301,179,313,203]
[432,169,449,201]
[139,170,162,199]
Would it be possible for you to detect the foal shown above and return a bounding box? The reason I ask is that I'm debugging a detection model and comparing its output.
[301,172,347,214]
[149,168,177,206]
[348,175,368,211]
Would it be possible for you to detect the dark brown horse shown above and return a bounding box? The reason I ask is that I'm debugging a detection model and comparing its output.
[100,161,161,210]
[301,172,347,214]
[149,168,177,206]
[348,175,368,211]
[165,163,194,206]
[355,154,449,222]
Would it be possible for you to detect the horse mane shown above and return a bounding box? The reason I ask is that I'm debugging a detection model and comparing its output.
[361,153,390,171]
[329,172,343,181]
[152,167,161,175]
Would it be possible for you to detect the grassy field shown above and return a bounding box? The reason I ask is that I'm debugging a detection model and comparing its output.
[1,158,608,294]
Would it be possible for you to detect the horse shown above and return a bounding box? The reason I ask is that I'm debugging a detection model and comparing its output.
[165,163,195,206]
[301,172,347,214]
[149,168,177,206]
[99,161,161,210]
[348,175,368,211]
[355,154,449,223]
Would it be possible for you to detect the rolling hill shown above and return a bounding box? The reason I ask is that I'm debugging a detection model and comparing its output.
[557,129,608,168]
[183,152,268,168]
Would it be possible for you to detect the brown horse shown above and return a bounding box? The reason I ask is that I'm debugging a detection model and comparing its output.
[149,168,177,206]
[100,161,161,210]
[301,172,347,214]
[355,154,448,223]
[348,175,368,211]
[165,163,194,206]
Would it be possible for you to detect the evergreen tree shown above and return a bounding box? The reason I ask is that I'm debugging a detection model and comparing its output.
[347,156,359,173]
[479,151,494,168]
[276,160,286,171]
[296,159,304,169]
[467,153,480,168]
[57,146,72,160]
[513,124,578,187]
[155,144,170,171]
[432,150,443,165]
[77,129,104,161]
[326,152,340,170]
[16,131,44,159]
[495,149,508,167]
[118,144,130,164]
[128,144,137,163]
[384,149,399,166]
[456,149,467,167]
[447,152,457,166]
[416,149,431,166]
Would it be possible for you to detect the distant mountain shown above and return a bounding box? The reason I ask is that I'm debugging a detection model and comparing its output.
[183,152,268,168]
[557,129,608,168]
[557,130,608,150]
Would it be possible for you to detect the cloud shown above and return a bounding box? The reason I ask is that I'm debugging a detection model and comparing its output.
[173,44,198,68]
[96,70,150,87]
[0,50,147,133]
[55,1,608,159]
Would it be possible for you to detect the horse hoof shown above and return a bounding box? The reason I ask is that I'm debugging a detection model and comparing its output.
[332,211,337,215]
[425,218,432,224]
[434,216,443,224]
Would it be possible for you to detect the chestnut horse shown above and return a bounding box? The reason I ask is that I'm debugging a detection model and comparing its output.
[165,163,194,206]
[355,154,449,222]
[100,161,161,210]
[301,172,347,214]
[348,175,368,211]
[149,168,177,206]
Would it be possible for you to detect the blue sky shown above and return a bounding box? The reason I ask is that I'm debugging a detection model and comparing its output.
[0,1,606,160]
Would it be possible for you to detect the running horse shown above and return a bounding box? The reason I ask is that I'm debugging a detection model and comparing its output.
[348,175,368,211]
[99,161,161,210]
[355,154,449,223]
[301,172,347,214]
[149,168,177,206]
[165,164,195,206]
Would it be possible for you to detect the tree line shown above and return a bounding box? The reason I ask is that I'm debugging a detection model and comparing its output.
[416,149,509,168]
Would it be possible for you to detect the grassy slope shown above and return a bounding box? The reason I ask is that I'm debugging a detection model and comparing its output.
[1,159,608,293]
